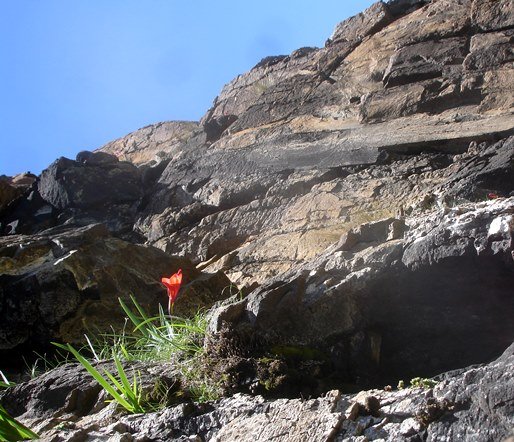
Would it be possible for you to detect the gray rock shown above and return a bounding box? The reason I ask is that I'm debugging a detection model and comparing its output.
[38,156,141,210]
[0,223,231,353]
[471,0,514,31]
[97,121,199,165]
[1,1,514,439]
[211,197,514,386]
[3,343,512,441]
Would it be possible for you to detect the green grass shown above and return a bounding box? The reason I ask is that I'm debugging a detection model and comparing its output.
[99,295,208,362]
[53,295,218,412]
[53,342,148,414]
[0,404,39,442]
[0,372,39,441]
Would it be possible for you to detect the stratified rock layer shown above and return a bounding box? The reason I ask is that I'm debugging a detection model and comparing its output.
[0,223,230,353]
[0,1,513,440]
[99,121,199,166]
[122,0,513,289]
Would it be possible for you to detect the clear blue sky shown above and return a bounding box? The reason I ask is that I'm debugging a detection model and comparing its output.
[0,1,375,176]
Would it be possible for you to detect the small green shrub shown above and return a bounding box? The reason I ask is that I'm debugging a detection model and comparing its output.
[410,377,438,389]
[53,295,217,412]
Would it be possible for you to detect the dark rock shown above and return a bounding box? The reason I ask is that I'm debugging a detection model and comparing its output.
[386,0,430,17]
[1,1,514,440]
[203,114,238,142]
[76,150,118,165]
[447,136,514,200]
[1,361,179,435]
[211,198,514,387]
[253,55,287,70]
[3,343,512,441]
[0,179,22,212]
[0,186,56,235]
[0,173,37,215]
[290,47,317,59]
[2,363,103,422]
[329,1,393,44]
[38,156,142,210]
[0,224,232,362]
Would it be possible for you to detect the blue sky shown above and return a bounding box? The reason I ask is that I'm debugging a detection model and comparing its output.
[0,1,375,176]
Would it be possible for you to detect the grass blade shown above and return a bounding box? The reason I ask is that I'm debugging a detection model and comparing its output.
[52,343,135,412]
[0,403,39,440]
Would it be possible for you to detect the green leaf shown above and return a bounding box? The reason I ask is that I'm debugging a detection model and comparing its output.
[0,403,39,441]
[52,343,136,413]
[119,297,147,337]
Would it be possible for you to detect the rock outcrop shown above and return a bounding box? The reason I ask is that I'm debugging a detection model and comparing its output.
[0,223,230,357]
[2,343,513,441]
[211,197,514,388]
[99,121,199,166]
[1,0,513,440]
[128,0,513,289]
[0,173,36,212]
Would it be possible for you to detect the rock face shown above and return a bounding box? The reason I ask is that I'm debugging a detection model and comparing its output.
[0,223,230,356]
[1,0,513,440]
[129,0,514,290]
[211,197,514,386]
[99,121,199,166]
[2,343,513,441]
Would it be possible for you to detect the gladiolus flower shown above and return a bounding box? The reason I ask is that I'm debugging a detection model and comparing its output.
[161,269,182,314]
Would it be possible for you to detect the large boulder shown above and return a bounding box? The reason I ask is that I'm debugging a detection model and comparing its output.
[38,153,142,211]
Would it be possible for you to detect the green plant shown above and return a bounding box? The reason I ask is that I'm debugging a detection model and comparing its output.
[410,377,438,389]
[24,348,72,379]
[53,342,147,414]
[118,296,218,402]
[179,357,222,402]
[0,372,14,390]
[0,404,39,442]
[0,373,39,441]
[221,284,246,302]
[118,295,207,360]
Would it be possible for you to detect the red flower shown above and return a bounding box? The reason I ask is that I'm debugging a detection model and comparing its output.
[161,269,182,314]
[487,192,499,199]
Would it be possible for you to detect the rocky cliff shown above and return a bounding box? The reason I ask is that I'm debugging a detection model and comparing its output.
[1,0,513,440]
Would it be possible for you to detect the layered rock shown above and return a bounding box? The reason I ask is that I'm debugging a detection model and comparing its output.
[0,223,230,355]
[2,343,513,441]
[210,196,514,386]
[0,1,513,440]
[99,121,199,166]
[127,0,514,290]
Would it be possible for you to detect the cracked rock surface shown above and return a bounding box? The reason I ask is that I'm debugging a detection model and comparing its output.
[2,343,512,441]
[0,0,513,440]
